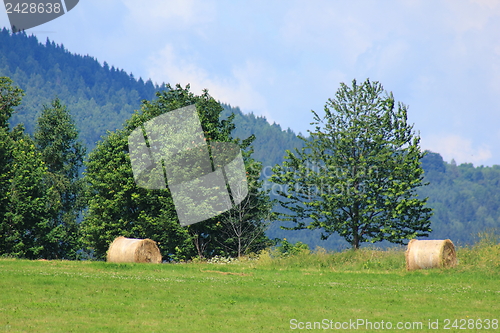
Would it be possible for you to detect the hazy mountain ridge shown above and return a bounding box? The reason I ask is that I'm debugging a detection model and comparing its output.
[0,28,161,149]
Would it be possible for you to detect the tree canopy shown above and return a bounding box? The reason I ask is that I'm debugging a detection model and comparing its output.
[271,79,432,249]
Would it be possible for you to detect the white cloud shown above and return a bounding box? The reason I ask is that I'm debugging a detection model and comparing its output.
[122,0,216,32]
[443,0,500,34]
[421,134,493,166]
[146,44,273,121]
[279,1,380,66]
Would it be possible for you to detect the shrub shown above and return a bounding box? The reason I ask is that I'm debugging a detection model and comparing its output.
[274,239,309,257]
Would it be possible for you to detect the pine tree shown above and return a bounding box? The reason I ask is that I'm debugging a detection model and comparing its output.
[34,98,86,258]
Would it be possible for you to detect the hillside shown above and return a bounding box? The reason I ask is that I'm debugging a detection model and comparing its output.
[0,28,161,149]
[1,29,499,249]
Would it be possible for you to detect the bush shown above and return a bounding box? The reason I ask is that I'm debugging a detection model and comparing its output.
[274,239,309,257]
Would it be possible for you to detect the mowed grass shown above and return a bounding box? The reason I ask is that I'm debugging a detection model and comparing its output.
[0,244,499,332]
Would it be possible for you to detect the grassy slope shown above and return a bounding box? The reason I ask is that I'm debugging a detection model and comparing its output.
[0,244,499,332]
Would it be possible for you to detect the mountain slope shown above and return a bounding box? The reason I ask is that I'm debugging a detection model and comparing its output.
[0,28,161,149]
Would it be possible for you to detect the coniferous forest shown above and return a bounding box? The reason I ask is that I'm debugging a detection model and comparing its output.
[1,29,499,259]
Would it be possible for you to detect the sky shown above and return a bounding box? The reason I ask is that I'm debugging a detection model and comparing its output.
[1,0,500,166]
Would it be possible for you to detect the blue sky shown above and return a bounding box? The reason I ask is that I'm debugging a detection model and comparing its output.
[2,0,500,166]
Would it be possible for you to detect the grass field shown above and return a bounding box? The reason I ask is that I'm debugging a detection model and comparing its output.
[0,242,499,332]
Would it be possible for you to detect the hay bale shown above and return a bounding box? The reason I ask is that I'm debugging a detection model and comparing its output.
[107,237,162,263]
[405,239,457,271]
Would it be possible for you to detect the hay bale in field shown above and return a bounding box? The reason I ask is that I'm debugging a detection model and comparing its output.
[405,239,457,271]
[107,237,162,263]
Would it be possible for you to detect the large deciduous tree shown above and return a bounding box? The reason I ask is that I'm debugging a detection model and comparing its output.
[271,79,432,249]
[81,84,272,260]
[1,127,56,258]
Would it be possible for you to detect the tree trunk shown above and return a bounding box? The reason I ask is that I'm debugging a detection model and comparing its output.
[352,202,360,250]
[238,237,242,259]
[352,227,360,249]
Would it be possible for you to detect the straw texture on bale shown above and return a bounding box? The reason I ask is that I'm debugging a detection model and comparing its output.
[107,237,162,263]
[405,239,457,271]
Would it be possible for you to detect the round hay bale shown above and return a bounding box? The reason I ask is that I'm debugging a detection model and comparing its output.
[405,239,457,271]
[107,237,162,263]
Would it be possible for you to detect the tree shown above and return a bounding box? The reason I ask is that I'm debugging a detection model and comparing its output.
[271,79,432,249]
[0,78,69,259]
[216,150,275,258]
[0,76,24,130]
[81,120,191,260]
[1,126,56,258]
[81,84,271,260]
[34,98,86,259]
[0,77,24,232]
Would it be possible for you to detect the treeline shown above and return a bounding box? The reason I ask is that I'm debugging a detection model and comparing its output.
[419,153,500,245]
[0,30,499,254]
[0,78,85,259]
[0,77,274,259]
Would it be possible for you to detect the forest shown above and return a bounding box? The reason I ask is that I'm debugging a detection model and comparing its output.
[1,29,499,258]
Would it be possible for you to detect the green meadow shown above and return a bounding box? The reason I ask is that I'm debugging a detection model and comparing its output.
[0,242,499,332]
